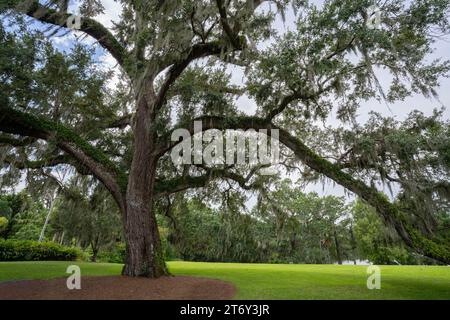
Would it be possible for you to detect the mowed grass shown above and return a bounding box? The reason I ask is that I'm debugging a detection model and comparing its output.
[0,261,449,299]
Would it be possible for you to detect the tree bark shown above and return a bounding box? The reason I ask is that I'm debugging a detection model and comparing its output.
[121,88,168,278]
[122,169,168,277]
[349,225,358,265]
[333,228,342,265]
[91,244,98,262]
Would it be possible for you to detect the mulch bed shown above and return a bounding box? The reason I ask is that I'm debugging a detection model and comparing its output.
[0,276,236,300]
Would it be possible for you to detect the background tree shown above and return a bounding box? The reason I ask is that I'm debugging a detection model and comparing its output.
[52,177,123,261]
[255,180,353,264]
[0,192,45,239]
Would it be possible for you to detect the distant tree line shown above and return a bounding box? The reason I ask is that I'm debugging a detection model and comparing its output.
[1,179,444,265]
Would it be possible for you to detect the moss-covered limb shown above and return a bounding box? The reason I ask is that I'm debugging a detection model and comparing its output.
[0,134,36,147]
[155,41,229,111]
[3,154,69,169]
[277,126,450,263]
[0,106,127,211]
[405,225,450,262]
[1,0,130,75]
[154,166,263,196]
[164,115,450,263]
[155,175,209,195]
[0,106,123,176]
[216,0,242,48]
[102,114,133,129]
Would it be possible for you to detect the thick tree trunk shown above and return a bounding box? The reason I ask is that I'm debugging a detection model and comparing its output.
[121,88,169,278]
[122,164,168,277]
[122,196,167,277]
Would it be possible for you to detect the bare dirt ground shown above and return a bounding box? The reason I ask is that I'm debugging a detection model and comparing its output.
[0,276,236,300]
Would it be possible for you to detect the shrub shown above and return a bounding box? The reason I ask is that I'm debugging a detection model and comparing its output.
[0,216,8,234]
[97,242,126,263]
[96,240,176,264]
[0,239,80,261]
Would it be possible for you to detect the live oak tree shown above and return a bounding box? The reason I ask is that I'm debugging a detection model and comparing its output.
[0,0,449,277]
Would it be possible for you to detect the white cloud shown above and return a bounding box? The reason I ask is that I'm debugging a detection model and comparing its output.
[96,0,122,29]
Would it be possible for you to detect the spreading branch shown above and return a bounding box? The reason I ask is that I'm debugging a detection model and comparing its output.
[215,0,241,48]
[3,154,69,169]
[3,0,129,74]
[160,114,450,263]
[103,114,132,129]
[0,134,36,147]
[154,164,264,197]
[154,41,232,111]
[0,106,127,211]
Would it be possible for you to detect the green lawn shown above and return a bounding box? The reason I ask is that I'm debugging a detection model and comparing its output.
[0,261,449,299]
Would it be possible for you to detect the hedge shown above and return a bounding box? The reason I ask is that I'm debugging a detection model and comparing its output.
[0,239,80,261]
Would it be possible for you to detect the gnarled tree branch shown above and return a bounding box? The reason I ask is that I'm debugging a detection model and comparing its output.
[0,134,36,147]
[0,106,127,212]
[154,41,232,111]
[2,0,129,74]
[155,164,266,197]
[3,154,69,169]
[160,114,450,263]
